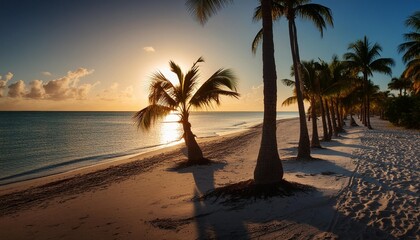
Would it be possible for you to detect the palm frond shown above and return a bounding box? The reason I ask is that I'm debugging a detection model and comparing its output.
[398,38,420,63]
[149,77,178,107]
[281,96,298,106]
[183,62,201,100]
[281,78,295,87]
[133,105,174,130]
[169,60,184,87]
[185,0,233,25]
[149,71,178,106]
[295,3,333,37]
[405,11,420,30]
[189,68,239,108]
[252,28,263,55]
[370,58,395,76]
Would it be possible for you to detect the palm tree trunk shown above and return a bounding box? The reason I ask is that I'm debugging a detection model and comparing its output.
[367,94,372,129]
[325,99,333,140]
[182,120,204,163]
[310,97,321,148]
[320,97,329,141]
[289,19,311,160]
[254,0,283,185]
[335,98,343,131]
[330,99,338,137]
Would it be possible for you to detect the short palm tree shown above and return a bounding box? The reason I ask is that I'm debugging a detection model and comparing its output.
[186,0,284,184]
[398,11,420,93]
[134,57,239,164]
[253,0,333,159]
[388,77,412,96]
[344,36,395,129]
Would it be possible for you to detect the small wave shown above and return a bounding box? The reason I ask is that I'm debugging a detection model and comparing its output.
[233,122,247,127]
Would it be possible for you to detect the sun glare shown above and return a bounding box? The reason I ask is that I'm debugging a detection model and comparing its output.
[159,68,180,86]
[159,113,182,144]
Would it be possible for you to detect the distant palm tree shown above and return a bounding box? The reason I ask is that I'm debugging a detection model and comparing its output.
[134,57,239,164]
[398,11,420,93]
[253,0,333,159]
[186,0,284,184]
[344,36,395,129]
[388,77,412,96]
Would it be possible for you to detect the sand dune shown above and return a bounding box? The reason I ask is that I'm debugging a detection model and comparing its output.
[0,117,418,239]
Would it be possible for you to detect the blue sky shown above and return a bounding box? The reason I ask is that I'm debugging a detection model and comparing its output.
[0,0,418,110]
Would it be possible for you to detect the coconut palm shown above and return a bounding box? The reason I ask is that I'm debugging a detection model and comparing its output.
[344,36,395,129]
[253,0,333,159]
[134,57,239,164]
[398,11,420,94]
[281,60,322,148]
[186,0,284,184]
[388,77,412,96]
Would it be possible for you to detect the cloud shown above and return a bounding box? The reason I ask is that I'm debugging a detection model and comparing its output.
[0,72,14,97]
[26,80,45,99]
[41,71,52,76]
[97,82,134,101]
[143,46,155,53]
[42,68,95,100]
[8,80,26,98]
[5,68,96,100]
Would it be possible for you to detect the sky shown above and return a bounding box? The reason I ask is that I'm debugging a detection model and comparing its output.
[0,0,418,111]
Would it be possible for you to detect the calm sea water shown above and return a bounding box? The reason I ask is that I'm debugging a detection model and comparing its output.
[0,111,297,185]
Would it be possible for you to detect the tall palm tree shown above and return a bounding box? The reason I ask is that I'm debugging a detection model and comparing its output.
[253,0,333,159]
[344,36,395,129]
[185,0,284,184]
[398,11,420,94]
[281,60,322,148]
[134,57,239,164]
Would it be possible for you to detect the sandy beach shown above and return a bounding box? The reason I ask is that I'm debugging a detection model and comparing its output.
[0,117,418,239]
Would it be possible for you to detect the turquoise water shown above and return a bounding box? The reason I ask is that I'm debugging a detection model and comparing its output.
[0,111,297,185]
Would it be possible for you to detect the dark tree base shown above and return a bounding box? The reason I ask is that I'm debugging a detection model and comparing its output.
[199,179,314,204]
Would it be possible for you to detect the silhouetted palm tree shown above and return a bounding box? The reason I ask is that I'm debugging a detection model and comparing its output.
[344,36,394,129]
[253,0,333,159]
[134,57,239,164]
[388,77,412,96]
[281,60,322,148]
[398,11,420,93]
[186,0,284,184]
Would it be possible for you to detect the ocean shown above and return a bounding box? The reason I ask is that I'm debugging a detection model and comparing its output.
[0,111,298,185]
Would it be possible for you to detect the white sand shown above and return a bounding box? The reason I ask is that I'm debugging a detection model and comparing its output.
[0,117,418,239]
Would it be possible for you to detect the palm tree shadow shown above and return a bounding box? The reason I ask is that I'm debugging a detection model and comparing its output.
[170,159,251,239]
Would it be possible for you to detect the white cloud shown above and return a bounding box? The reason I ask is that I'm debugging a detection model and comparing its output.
[0,72,14,97]
[41,71,52,76]
[5,68,96,100]
[42,68,95,100]
[8,80,26,98]
[97,82,134,101]
[26,80,45,99]
[143,46,155,53]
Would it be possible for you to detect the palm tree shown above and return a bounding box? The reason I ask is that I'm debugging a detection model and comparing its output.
[253,0,333,159]
[388,77,412,96]
[398,11,420,93]
[281,60,322,148]
[344,36,395,129]
[186,0,284,184]
[134,57,239,164]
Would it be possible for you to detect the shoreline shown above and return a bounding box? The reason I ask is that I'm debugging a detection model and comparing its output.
[0,117,418,239]
[0,113,295,188]
[0,117,287,196]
